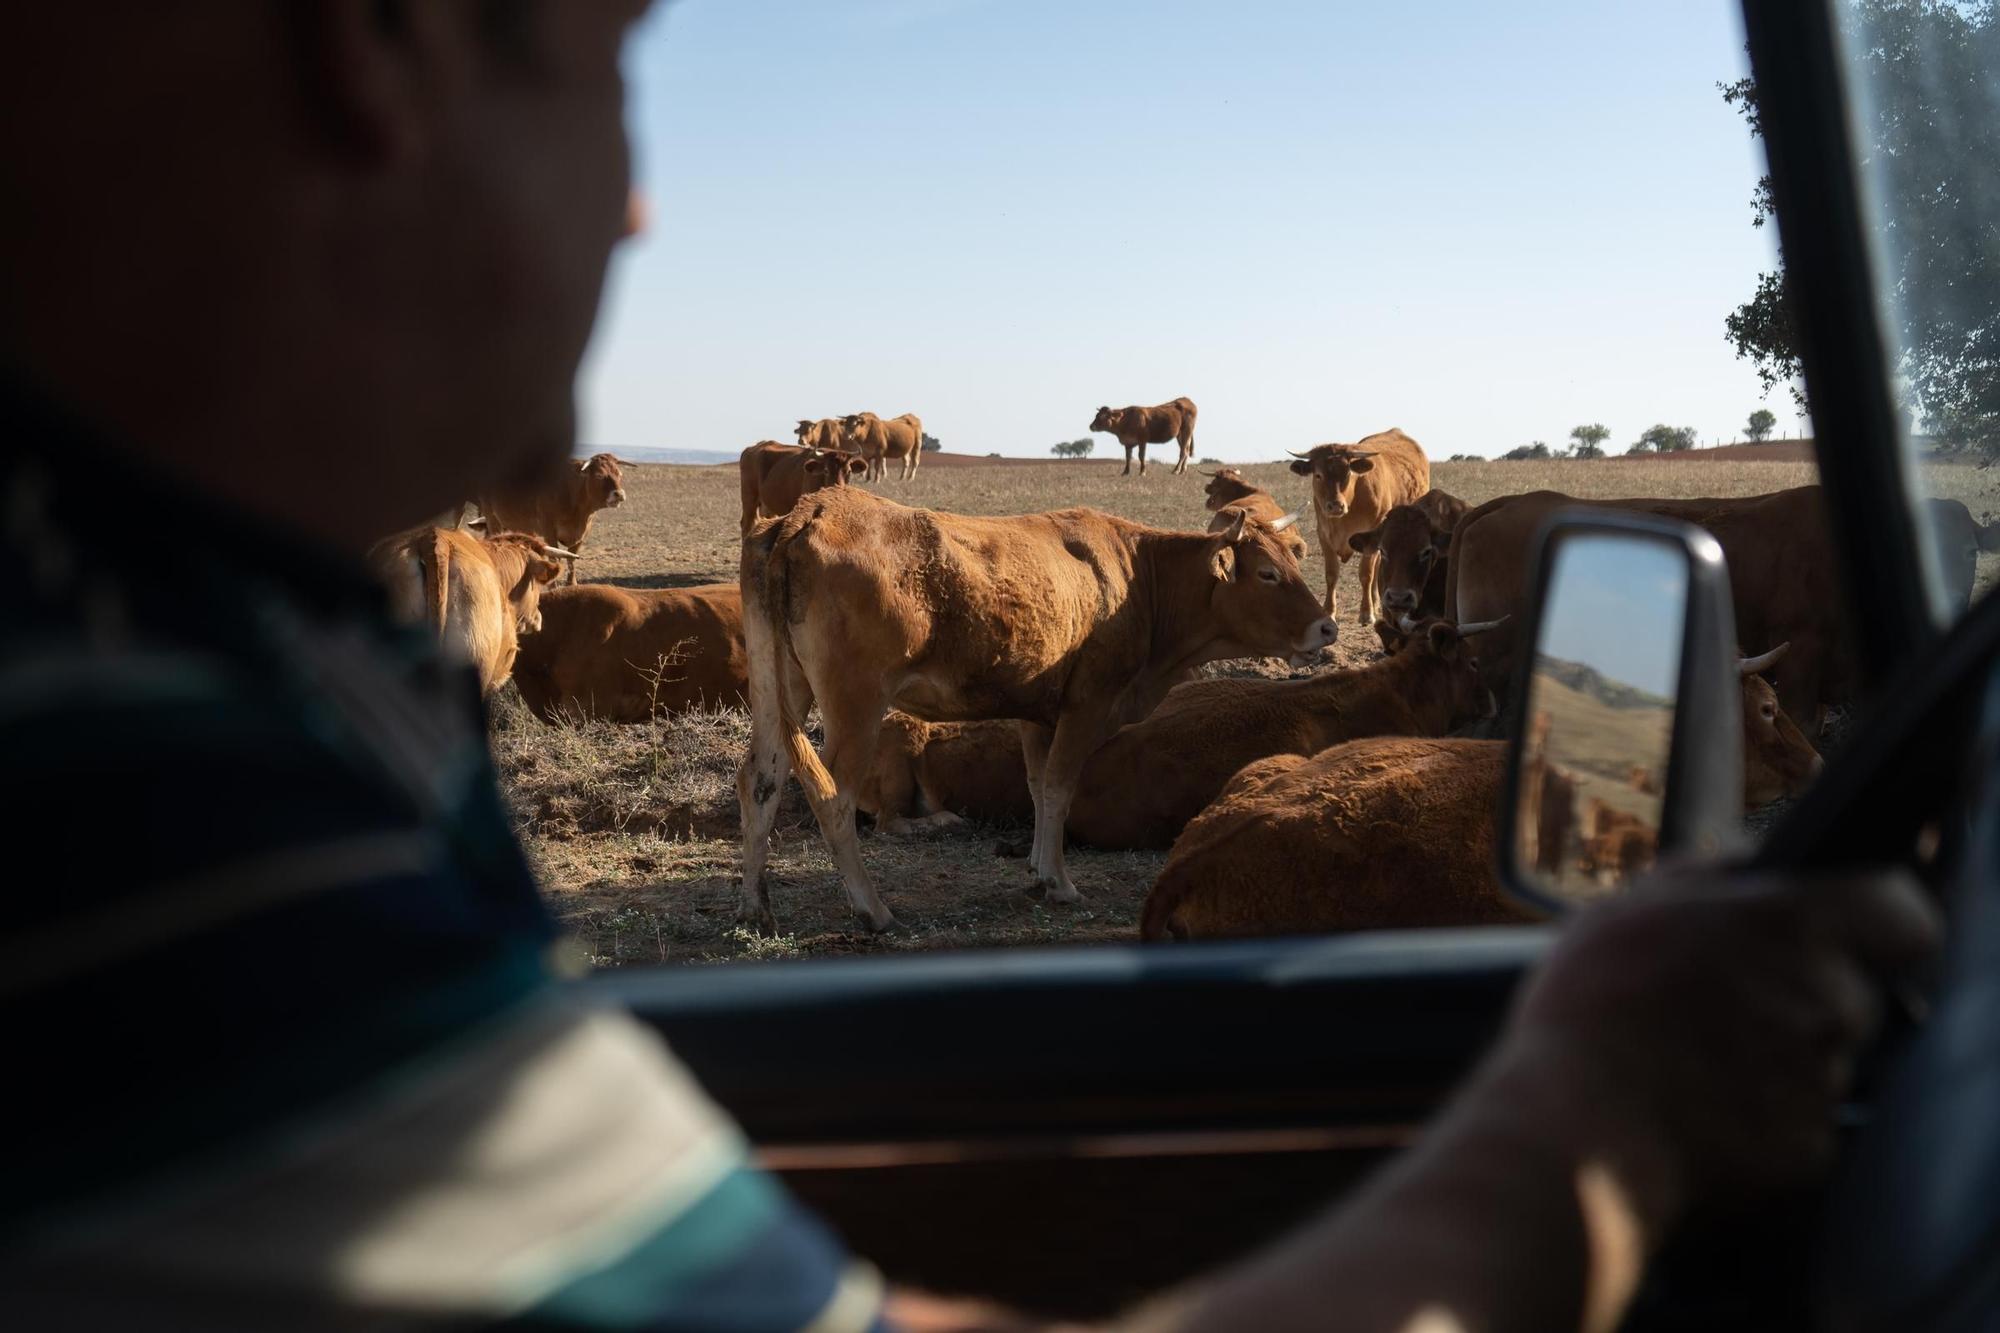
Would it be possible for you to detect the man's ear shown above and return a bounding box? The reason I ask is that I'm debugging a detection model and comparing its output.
[1348,457,1375,474]
[1348,526,1382,554]
[1211,545,1237,583]
[1289,459,1314,477]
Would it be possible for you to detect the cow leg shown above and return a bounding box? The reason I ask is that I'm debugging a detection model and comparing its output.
[735,662,803,936]
[812,694,903,931]
[1137,441,1148,476]
[1121,444,1134,477]
[1017,721,1052,835]
[1321,551,1343,620]
[1028,716,1105,904]
[1358,549,1380,624]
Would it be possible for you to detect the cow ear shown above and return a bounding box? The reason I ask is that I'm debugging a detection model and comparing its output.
[847,456,868,475]
[1347,526,1381,553]
[1426,621,1456,655]
[1289,459,1314,477]
[1210,544,1237,583]
[1348,457,1375,474]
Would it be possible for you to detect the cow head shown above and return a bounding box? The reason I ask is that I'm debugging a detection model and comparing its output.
[795,420,816,443]
[1288,445,1377,522]
[1348,504,1449,615]
[1200,468,1257,512]
[1204,510,1337,665]
[577,453,627,511]
[803,448,868,493]
[1741,643,1823,807]
[839,413,875,447]
[487,532,570,636]
[1377,616,1504,723]
[1090,406,1119,434]
[1924,497,2000,612]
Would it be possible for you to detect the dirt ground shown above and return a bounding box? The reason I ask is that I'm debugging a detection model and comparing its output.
[490,447,2000,968]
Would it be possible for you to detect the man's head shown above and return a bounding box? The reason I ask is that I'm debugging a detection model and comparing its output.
[0,1,656,554]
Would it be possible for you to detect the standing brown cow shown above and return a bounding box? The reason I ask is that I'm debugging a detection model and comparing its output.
[1091,397,1198,477]
[472,452,631,586]
[795,418,845,452]
[1345,488,1469,621]
[736,489,1334,933]
[373,527,568,695]
[1288,428,1431,624]
[512,582,747,722]
[841,411,924,481]
[1201,468,1309,564]
[738,440,867,534]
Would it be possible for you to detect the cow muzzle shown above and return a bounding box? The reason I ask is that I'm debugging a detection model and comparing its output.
[1287,616,1338,666]
[1382,587,1419,612]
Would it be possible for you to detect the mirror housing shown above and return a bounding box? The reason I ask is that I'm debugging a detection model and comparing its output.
[1500,509,1747,915]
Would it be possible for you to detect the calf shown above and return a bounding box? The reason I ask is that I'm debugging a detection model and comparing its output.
[1288,428,1431,624]
[1345,488,1468,621]
[857,714,1035,834]
[1091,397,1198,476]
[512,582,747,722]
[737,490,1334,933]
[1202,468,1309,564]
[373,527,568,694]
[795,418,845,452]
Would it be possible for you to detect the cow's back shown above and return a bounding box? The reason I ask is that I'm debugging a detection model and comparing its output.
[1355,428,1430,521]
[1141,738,1531,940]
[514,582,747,722]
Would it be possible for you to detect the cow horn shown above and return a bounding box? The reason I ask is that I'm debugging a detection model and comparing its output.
[1287,449,1315,460]
[1739,642,1789,675]
[611,457,642,467]
[1347,449,1378,459]
[465,516,489,529]
[1397,613,1422,634]
[1268,511,1301,533]
[543,544,580,560]
[1454,615,1510,637]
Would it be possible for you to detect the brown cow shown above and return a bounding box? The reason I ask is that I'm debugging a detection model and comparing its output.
[373,527,568,694]
[1577,800,1658,886]
[794,418,845,452]
[1202,468,1309,564]
[1345,488,1469,622]
[1091,397,1198,477]
[841,411,925,482]
[473,452,631,586]
[1926,497,2000,610]
[1140,645,1824,942]
[736,490,1336,933]
[738,440,868,534]
[512,582,747,722]
[858,617,1501,846]
[1287,428,1431,624]
[856,714,1036,835]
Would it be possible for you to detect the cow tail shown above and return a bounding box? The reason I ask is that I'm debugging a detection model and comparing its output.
[740,519,839,806]
[424,528,451,646]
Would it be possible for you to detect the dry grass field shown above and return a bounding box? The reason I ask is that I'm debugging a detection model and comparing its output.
[489,447,2000,969]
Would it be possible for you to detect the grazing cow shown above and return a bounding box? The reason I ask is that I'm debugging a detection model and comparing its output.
[1287,428,1431,624]
[858,617,1501,845]
[1345,489,1469,621]
[1091,397,1199,477]
[857,714,1036,834]
[841,411,925,482]
[1140,645,1824,942]
[1202,468,1309,564]
[738,440,867,534]
[794,418,846,452]
[473,452,631,586]
[736,489,1334,933]
[512,582,747,722]
[373,527,568,695]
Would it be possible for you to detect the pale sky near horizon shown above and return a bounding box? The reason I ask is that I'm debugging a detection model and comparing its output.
[576,0,1794,461]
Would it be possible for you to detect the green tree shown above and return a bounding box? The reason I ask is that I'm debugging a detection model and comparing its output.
[1633,424,1697,454]
[1501,441,1553,461]
[1722,3,2000,454]
[1569,423,1611,458]
[921,432,942,453]
[1746,408,1778,443]
[1050,438,1095,459]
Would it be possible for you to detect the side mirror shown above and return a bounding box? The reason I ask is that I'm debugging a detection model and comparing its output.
[1500,511,1746,914]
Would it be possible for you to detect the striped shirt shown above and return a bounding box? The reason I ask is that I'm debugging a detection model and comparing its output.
[0,384,887,1330]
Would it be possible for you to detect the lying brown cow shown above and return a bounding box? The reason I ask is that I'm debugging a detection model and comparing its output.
[373,527,568,694]
[795,418,845,452]
[1577,800,1658,886]
[858,617,1501,846]
[738,440,867,534]
[1091,397,1198,476]
[737,491,1335,933]
[473,452,631,586]
[1141,646,1824,942]
[1345,488,1468,621]
[841,411,924,482]
[1202,468,1309,564]
[1447,487,1995,730]
[1288,428,1431,625]
[511,582,747,722]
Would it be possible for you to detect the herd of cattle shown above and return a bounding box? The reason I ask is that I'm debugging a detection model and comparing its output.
[369,403,2000,944]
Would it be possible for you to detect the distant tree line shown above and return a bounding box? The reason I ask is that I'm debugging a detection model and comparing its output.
[1050,438,1094,458]
[1482,414,1789,460]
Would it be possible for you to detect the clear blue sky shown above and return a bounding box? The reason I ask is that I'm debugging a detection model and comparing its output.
[1539,536,1688,697]
[577,0,1791,461]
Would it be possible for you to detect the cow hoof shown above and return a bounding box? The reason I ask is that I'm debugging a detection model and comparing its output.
[1039,879,1084,906]
[862,912,907,935]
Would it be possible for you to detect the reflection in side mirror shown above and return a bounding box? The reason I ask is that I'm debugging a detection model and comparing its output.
[1503,513,1746,915]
